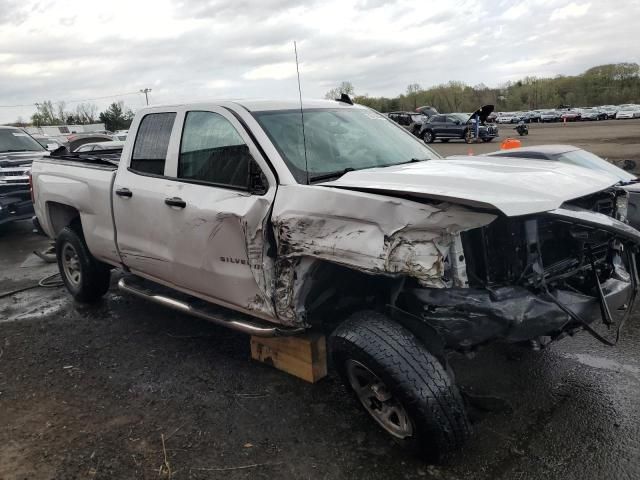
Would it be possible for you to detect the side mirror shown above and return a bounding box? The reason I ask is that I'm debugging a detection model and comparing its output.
[248,158,268,195]
[454,120,461,125]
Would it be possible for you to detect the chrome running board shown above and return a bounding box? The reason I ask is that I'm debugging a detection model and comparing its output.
[118,276,305,337]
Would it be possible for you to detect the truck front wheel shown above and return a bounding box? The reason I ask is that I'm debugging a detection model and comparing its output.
[330,311,470,461]
[56,226,111,303]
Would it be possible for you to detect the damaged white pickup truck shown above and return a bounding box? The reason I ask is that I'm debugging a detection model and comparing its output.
[31,98,640,459]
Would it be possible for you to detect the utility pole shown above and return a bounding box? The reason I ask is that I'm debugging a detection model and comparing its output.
[140,88,152,105]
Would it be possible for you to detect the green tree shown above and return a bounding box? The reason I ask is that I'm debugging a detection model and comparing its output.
[99,102,135,132]
[31,100,63,126]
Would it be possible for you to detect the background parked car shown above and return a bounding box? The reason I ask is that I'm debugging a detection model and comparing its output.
[600,105,618,119]
[496,112,517,123]
[540,110,561,122]
[65,133,118,151]
[481,144,640,228]
[580,107,607,121]
[522,110,542,123]
[30,133,70,151]
[420,108,498,144]
[388,111,427,136]
[73,141,125,152]
[616,105,640,119]
[0,126,49,225]
[113,129,128,141]
[560,110,581,121]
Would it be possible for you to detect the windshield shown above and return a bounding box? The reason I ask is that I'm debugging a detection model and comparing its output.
[451,113,470,122]
[0,129,45,153]
[555,149,635,182]
[253,108,441,183]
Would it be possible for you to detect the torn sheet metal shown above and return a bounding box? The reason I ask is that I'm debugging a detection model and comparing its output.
[271,185,497,322]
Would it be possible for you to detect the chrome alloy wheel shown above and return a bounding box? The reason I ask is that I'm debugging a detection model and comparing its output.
[62,243,82,287]
[345,359,413,439]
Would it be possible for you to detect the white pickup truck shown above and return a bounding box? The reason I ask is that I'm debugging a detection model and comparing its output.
[31,98,640,459]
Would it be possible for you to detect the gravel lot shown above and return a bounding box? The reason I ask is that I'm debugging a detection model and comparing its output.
[2,120,640,479]
[430,118,640,166]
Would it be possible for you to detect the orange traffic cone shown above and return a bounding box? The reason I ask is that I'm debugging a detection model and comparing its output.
[500,138,521,150]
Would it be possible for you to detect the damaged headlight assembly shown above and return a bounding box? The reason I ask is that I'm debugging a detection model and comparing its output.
[616,191,629,222]
[396,206,640,352]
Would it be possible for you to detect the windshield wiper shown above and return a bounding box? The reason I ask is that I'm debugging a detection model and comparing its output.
[309,167,355,183]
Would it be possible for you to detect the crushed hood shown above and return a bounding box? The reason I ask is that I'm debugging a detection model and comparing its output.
[321,156,621,216]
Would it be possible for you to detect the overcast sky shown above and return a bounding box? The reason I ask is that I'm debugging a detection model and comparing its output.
[1,0,639,123]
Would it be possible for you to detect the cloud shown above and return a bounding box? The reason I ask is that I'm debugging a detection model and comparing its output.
[243,62,298,80]
[502,3,529,20]
[0,0,638,123]
[550,2,591,21]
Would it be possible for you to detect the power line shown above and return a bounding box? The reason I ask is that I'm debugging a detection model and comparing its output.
[0,90,142,108]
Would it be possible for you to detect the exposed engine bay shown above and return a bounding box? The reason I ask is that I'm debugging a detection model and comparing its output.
[397,188,639,351]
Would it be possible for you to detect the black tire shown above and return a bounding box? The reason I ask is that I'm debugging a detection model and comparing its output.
[440,139,450,143]
[56,225,111,303]
[423,130,435,143]
[330,311,470,461]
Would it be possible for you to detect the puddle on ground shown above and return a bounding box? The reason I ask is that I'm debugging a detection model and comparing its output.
[562,352,640,377]
[0,290,67,322]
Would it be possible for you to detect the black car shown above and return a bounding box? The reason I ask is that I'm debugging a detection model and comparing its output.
[0,127,49,226]
[419,106,499,144]
[388,111,427,136]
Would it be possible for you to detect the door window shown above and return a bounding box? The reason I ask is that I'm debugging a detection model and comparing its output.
[178,111,250,189]
[130,113,176,175]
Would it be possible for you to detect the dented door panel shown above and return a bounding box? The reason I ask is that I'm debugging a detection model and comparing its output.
[167,182,276,318]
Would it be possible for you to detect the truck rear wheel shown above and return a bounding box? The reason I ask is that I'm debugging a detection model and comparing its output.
[330,311,470,461]
[56,226,111,303]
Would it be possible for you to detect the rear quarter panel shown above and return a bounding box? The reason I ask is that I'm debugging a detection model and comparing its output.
[32,159,119,265]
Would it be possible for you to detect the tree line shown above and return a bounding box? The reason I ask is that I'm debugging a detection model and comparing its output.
[325,63,640,113]
[8,100,135,132]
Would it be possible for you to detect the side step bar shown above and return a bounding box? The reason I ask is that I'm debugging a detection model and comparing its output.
[117,277,305,337]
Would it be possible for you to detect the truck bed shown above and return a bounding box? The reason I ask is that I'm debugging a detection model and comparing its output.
[31,155,120,266]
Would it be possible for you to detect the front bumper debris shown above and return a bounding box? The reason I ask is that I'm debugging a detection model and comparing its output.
[400,273,634,349]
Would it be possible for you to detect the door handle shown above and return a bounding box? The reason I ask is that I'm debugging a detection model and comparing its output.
[164,197,186,208]
[115,188,132,198]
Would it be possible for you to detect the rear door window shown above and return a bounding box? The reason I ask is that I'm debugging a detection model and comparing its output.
[178,111,250,189]
[130,113,176,175]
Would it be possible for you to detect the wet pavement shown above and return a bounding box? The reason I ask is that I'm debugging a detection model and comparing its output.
[1,220,639,479]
